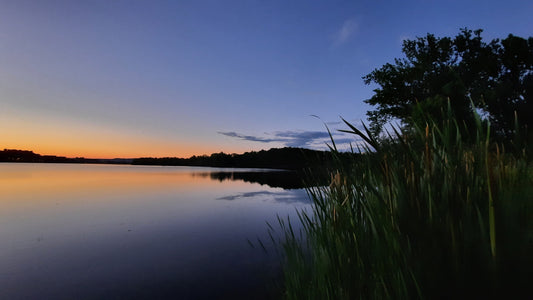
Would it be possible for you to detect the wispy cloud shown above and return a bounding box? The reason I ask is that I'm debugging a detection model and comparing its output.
[216,131,278,143]
[219,130,334,148]
[332,18,358,46]
[218,128,365,150]
[326,121,342,126]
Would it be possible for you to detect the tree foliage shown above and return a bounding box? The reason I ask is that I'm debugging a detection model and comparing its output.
[364,28,533,140]
[132,147,352,171]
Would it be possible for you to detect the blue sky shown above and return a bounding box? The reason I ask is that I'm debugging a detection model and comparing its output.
[1,0,532,158]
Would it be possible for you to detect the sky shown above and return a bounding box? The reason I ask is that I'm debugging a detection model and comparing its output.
[1,0,532,158]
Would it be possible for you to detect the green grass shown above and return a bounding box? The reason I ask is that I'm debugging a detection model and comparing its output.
[277,107,532,299]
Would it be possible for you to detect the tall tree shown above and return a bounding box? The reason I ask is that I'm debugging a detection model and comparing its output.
[363,28,533,140]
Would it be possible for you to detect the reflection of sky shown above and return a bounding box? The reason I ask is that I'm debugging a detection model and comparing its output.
[217,190,310,204]
[0,163,309,299]
[1,1,530,158]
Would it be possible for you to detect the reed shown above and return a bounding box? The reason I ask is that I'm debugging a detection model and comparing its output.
[278,105,532,299]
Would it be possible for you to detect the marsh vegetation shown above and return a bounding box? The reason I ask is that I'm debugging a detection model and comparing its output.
[277,28,533,299]
[278,107,531,299]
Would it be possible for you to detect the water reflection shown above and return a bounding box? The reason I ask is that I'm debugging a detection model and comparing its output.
[0,163,310,299]
[217,190,310,204]
[193,170,306,189]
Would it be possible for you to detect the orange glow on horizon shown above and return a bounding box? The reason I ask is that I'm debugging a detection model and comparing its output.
[1,143,252,159]
[0,114,256,159]
[0,101,276,159]
[1,133,263,159]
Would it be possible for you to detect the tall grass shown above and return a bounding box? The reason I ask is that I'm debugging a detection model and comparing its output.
[278,106,532,299]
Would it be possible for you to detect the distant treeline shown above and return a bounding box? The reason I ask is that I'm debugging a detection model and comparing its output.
[0,149,132,164]
[1,147,358,171]
[132,147,352,170]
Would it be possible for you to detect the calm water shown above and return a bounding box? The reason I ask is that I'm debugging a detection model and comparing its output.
[0,163,310,299]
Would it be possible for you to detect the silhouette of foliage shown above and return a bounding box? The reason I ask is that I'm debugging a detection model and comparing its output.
[132,147,354,171]
[364,28,533,142]
[206,171,316,189]
[0,149,132,164]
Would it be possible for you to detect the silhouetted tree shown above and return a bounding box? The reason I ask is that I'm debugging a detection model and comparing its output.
[364,28,533,141]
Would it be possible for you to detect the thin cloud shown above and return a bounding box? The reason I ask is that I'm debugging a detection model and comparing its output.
[276,131,330,148]
[333,18,358,46]
[273,130,332,140]
[217,131,278,143]
[326,121,343,126]
[219,130,337,148]
[218,129,362,150]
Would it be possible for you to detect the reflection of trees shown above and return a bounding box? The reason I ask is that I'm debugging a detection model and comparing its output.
[195,171,317,189]
[191,172,209,178]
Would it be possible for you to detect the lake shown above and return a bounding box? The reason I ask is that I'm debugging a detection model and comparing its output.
[0,163,311,299]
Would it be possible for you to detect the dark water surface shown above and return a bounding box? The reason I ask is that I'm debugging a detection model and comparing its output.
[0,163,310,299]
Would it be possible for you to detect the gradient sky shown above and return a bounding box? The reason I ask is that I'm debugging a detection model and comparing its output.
[1,0,532,158]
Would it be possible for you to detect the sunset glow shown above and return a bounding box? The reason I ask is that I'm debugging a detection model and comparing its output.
[1,1,531,158]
